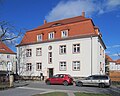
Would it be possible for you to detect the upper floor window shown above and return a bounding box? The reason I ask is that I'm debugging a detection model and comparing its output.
[36,48,42,56]
[26,49,32,57]
[36,62,42,71]
[37,34,42,41]
[60,62,66,71]
[48,32,54,40]
[61,30,68,38]
[60,45,66,54]
[48,52,52,64]
[26,63,32,71]
[7,55,10,58]
[73,61,80,71]
[100,46,102,55]
[73,44,80,53]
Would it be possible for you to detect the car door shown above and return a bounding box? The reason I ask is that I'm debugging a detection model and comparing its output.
[83,76,92,86]
[57,74,64,84]
[91,76,99,86]
[50,74,59,84]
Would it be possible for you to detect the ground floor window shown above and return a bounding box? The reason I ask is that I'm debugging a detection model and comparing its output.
[73,61,80,71]
[59,62,66,71]
[36,62,42,71]
[26,63,32,71]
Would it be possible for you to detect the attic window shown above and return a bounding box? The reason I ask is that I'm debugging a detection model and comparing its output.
[37,34,42,42]
[0,48,5,50]
[61,30,68,38]
[52,23,61,27]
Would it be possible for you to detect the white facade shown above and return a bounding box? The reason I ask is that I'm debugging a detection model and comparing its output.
[17,36,105,78]
[0,53,16,73]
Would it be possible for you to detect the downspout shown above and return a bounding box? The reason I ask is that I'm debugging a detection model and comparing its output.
[91,36,93,75]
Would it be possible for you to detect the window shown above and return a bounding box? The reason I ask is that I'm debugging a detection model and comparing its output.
[26,63,32,71]
[60,62,66,71]
[7,55,10,58]
[61,30,68,38]
[48,52,52,63]
[36,62,42,71]
[48,32,54,40]
[60,45,66,54]
[73,61,80,71]
[100,46,102,55]
[37,34,42,41]
[73,44,80,53]
[100,62,103,71]
[103,50,104,58]
[26,49,32,57]
[36,48,42,56]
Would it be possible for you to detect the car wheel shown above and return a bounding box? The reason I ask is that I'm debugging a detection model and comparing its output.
[46,80,50,85]
[77,82,83,87]
[63,81,68,86]
[99,83,105,88]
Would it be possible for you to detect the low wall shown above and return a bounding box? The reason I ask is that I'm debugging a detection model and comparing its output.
[109,71,120,82]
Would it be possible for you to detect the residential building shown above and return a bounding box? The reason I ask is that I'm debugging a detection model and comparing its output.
[0,41,16,74]
[16,12,106,79]
[105,54,120,81]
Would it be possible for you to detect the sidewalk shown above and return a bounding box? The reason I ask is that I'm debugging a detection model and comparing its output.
[67,91,75,96]
[14,80,29,87]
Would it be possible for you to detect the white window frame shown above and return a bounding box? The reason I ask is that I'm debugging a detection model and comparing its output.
[73,61,80,71]
[37,34,42,41]
[59,45,66,54]
[26,63,32,71]
[61,30,68,38]
[48,52,52,64]
[26,49,32,57]
[36,48,42,56]
[73,44,80,53]
[60,62,66,71]
[36,62,42,71]
[48,32,54,40]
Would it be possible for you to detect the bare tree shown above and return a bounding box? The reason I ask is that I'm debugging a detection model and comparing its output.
[0,21,22,44]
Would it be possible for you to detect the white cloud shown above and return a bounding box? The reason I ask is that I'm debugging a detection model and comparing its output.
[110,53,120,57]
[45,0,120,22]
[107,44,120,49]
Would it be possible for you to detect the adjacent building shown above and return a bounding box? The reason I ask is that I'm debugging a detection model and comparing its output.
[16,13,106,79]
[105,54,120,81]
[0,41,16,74]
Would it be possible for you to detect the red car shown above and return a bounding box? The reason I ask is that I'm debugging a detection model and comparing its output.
[45,74,74,86]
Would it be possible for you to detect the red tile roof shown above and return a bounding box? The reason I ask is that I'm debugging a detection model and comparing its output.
[0,41,16,54]
[116,59,120,64]
[105,54,113,61]
[17,16,100,46]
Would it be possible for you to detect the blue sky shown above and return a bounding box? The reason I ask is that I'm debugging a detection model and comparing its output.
[0,0,120,60]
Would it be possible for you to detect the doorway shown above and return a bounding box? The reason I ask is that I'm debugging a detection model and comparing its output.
[48,68,53,78]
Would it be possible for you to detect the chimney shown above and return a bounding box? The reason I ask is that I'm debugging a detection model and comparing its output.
[44,20,47,24]
[82,11,85,17]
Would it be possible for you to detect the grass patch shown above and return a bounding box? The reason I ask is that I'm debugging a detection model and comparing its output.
[74,92,111,96]
[32,92,68,96]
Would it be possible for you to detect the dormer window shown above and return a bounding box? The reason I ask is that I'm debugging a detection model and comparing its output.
[37,34,42,42]
[48,32,54,40]
[61,30,68,38]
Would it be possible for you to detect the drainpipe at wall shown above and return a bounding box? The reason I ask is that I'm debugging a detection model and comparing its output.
[91,36,93,75]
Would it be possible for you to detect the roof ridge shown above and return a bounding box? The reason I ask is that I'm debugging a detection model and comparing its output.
[27,16,91,32]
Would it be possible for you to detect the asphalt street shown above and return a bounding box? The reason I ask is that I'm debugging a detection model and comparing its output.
[0,81,120,96]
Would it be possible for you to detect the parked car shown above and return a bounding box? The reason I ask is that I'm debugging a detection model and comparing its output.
[45,74,74,86]
[75,75,111,88]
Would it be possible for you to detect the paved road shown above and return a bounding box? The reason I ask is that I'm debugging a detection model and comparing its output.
[0,81,120,96]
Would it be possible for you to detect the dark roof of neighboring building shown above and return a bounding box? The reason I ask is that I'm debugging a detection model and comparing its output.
[0,41,16,54]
